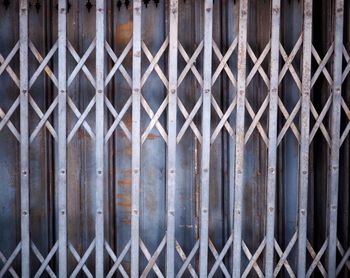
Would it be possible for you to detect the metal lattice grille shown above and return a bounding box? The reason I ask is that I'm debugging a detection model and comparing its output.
[0,0,349,277]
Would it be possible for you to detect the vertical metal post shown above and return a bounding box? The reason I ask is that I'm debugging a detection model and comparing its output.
[265,1,281,277]
[327,0,344,276]
[166,1,178,277]
[58,0,67,276]
[131,1,142,277]
[19,0,30,277]
[95,0,105,277]
[297,1,313,277]
[233,0,248,277]
[199,1,213,277]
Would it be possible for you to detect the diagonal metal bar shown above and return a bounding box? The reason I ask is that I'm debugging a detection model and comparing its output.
[306,239,327,277]
[0,42,19,77]
[336,241,350,275]
[211,96,236,144]
[30,97,58,143]
[246,42,271,87]
[208,235,233,278]
[0,243,21,277]
[67,41,96,88]
[140,239,164,278]
[0,48,20,88]
[0,97,20,141]
[29,95,57,140]
[105,39,133,88]
[242,238,265,278]
[278,35,302,90]
[177,41,203,87]
[104,95,132,142]
[141,96,168,144]
[66,97,95,139]
[105,241,130,278]
[29,41,58,88]
[273,232,297,277]
[67,96,96,143]
[69,240,95,278]
[342,46,350,82]
[0,250,19,278]
[212,38,237,86]
[176,240,199,278]
[311,44,333,87]
[68,39,96,86]
[31,241,57,278]
[141,38,169,88]
[277,98,301,145]
[105,39,133,86]
[340,98,350,145]
[141,236,166,278]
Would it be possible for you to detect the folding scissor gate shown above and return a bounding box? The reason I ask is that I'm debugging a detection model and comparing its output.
[0,0,349,277]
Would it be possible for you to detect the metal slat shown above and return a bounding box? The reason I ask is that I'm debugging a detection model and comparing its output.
[58,0,67,276]
[199,1,213,277]
[297,1,313,277]
[19,0,30,276]
[131,1,142,277]
[233,0,248,276]
[95,0,105,276]
[327,0,344,276]
[265,1,281,277]
[166,0,178,277]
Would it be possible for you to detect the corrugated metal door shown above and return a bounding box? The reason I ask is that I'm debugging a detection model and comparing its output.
[0,0,349,277]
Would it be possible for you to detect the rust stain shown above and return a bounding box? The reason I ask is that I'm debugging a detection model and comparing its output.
[122,218,131,225]
[116,193,131,209]
[145,133,159,140]
[115,21,133,46]
[118,178,131,187]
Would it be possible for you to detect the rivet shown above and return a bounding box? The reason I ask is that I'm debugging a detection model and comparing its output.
[97,210,102,214]
[98,90,102,94]
[23,210,28,215]
[61,210,65,215]
[22,170,27,176]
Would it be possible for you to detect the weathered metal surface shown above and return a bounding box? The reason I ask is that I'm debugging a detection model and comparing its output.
[0,0,350,277]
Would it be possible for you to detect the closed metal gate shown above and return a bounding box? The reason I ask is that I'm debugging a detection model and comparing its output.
[0,0,349,277]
